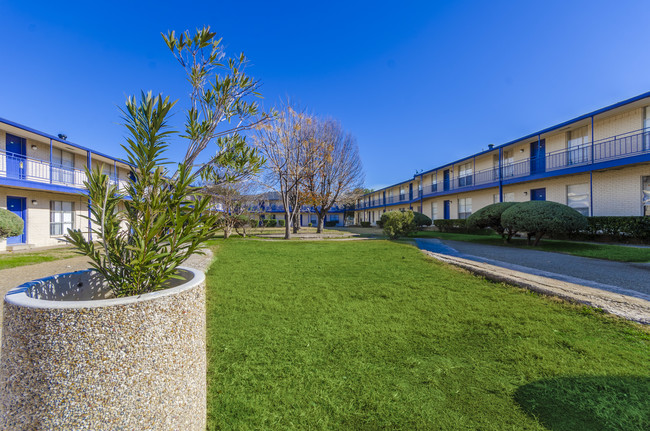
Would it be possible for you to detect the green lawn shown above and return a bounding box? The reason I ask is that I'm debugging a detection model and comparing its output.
[206,239,649,430]
[411,231,650,262]
[0,247,78,270]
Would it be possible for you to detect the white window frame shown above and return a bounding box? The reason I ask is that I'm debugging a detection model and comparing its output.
[567,126,589,165]
[458,198,472,219]
[567,183,590,216]
[50,201,74,236]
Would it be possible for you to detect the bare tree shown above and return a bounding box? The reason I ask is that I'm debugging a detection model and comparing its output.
[303,119,364,233]
[254,104,313,239]
[203,180,260,238]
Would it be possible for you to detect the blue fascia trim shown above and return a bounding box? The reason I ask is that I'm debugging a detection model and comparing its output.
[0,177,88,195]
[0,117,132,167]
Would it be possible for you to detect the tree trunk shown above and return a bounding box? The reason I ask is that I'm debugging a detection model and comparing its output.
[223,226,231,239]
[533,232,544,247]
[317,214,324,233]
[292,212,300,234]
[284,211,291,239]
[526,232,534,245]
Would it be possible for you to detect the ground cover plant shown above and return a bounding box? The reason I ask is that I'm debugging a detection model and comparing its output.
[412,230,650,262]
[0,247,78,270]
[206,239,649,430]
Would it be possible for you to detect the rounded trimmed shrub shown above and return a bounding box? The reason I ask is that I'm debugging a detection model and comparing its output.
[278,219,285,227]
[0,208,23,239]
[501,201,588,246]
[466,202,518,241]
[412,211,432,228]
[382,210,416,239]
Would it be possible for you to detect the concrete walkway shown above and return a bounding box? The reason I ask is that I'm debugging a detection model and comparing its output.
[415,238,650,301]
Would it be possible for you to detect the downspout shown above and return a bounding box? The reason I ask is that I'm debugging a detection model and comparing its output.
[590,116,594,216]
[498,147,503,202]
[87,151,92,241]
[419,173,423,213]
[49,139,53,184]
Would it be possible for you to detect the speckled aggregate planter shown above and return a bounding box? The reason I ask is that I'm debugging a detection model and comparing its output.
[0,267,206,430]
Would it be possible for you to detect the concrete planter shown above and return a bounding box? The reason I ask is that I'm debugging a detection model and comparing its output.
[0,267,206,430]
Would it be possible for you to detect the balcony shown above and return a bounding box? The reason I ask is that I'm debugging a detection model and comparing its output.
[419,128,650,197]
[0,150,128,192]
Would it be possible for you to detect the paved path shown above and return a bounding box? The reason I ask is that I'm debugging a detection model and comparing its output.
[415,238,650,301]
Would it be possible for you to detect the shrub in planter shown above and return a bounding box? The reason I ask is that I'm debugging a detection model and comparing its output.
[466,202,518,242]
[501,201,588,246]
[413,211,432,229]
[0,208,23,239]
[1,27,268,429]
[382,210,416,239]
[360,221,371,227]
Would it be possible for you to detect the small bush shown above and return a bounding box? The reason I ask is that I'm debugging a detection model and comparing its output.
[466,202,518,241]
[413,212,432,228]
[0,208,23,239]
[308,223,313,227]
[263,219,277,227]
[433,219,467,232]
[325,220,338,227]
[360,221,371,228]
[278,219,285,227]
[501,201,588,246]
[382,210,416,239]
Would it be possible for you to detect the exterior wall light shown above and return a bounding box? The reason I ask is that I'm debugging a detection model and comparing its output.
[520,148,525,153]
[31,145,38,150]
[523,192,528,196]
[31,200,38,206]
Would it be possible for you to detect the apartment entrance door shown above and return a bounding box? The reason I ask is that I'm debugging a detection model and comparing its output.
[443,170,450,191]
[6,134,26,180]
[530,188,546,201]
[530,139,546,174]
[443,200,451,219]
[6,197,26,244]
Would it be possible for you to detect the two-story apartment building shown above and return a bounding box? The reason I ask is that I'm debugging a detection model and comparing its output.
[357,92,650,224]
[0,118,132,251]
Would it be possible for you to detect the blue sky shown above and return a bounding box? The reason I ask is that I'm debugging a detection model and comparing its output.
[2,0,650,190]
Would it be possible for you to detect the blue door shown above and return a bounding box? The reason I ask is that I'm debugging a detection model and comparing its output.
[6,197,26,244]
[530,188,546,201]
[6,134,26,179]
[530,139,546,174]
[443,170,450,191]
[443,200,451,219]
[382,191,386,205]
[409,183,413,200]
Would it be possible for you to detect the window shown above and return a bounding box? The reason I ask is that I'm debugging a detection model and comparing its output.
[567,126,589,164]
[567,184,590,216]
[493,194,499,204]
[641,177,650,216]
[399,186,405,201]
[50,201,74,235]
[52,149,75,183]
[330,214,339,222]
[431,176,438,192]
[458,198,472,219]
[431,202,438,220]
[502,150,514,177]
[458,162,473,187]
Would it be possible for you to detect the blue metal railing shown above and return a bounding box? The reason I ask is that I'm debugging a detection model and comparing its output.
[0,149,127,190]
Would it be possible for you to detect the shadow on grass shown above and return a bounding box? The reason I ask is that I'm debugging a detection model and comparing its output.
[514,376,650,431]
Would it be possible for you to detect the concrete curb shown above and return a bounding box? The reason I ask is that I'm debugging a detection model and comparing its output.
[422,250,650,325]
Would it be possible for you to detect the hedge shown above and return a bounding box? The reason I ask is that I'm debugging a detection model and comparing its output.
[584,216,650,241]
[466,202,519,241]
[0,208,23,239]
[360,221,371,228]
[325,220,338,227]
[433,219,467,232]
[413,212,432,228]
